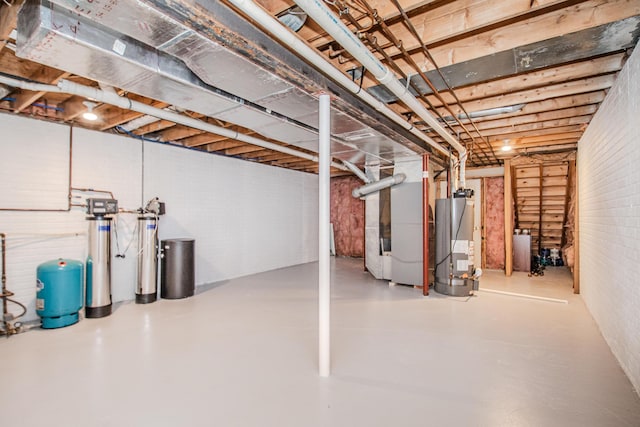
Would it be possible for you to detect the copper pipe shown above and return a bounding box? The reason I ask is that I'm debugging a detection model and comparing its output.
[388,0,499,164]
[71,188,116,200]
[0,125,74,212]
[422,154,430,296]
[336,0,493,165]
[358,2,494,166]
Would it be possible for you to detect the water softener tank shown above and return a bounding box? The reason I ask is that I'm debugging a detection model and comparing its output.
[136,215,158,304]
[36,259,83,329]
[86,217,112,318]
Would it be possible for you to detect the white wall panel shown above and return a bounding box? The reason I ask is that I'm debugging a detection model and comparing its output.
[0,114,318,322]
[0,116,69,210]
[578,46,640,393]
[143,142,318,284]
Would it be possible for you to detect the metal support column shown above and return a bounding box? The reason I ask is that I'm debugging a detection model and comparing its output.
[422,153,430,296]
[318,94,331,377]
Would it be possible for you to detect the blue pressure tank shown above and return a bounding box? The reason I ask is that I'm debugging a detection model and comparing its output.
[36,259,83,329]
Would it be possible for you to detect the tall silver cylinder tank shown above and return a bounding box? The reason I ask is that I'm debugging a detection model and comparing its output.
[86,217,112,318]
[136,215,158,304]
[434,195,479,296]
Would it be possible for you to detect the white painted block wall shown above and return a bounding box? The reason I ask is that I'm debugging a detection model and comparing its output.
[578,47,640,393]
[0,114,318,322]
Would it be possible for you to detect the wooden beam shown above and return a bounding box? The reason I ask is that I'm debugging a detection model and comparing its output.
[182,133,225,148]
[225,145,266,156]
[59,96,88,120]
[428,54,624,107]
[206,140,244,152]
[157,125,205,142]
[448,105,597,133]
[461,91,607,124]
[134,120,175,135]
[0,0,24,51]
[574,160,580,294]
[98,99,170,130]
[537,164,544,254]
[504,159,513,276]
[333,0,637,74]
[561,160,575,249]
[451,115,592,140]
[13,70,70,112]
[436,74,616,115]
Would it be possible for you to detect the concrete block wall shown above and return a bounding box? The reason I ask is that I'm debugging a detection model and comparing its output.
[0,114,318,322]
[578,46,640,392]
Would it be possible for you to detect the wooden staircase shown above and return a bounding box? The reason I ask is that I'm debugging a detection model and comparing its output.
[512,161,573,254]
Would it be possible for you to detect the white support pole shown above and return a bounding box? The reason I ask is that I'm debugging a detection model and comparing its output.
[318,94,331,377]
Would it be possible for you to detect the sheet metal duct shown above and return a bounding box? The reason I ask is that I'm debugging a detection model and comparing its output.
[18,0,418,166]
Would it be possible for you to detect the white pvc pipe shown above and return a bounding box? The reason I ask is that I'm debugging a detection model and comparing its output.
[0,75,350,171]
[227,0,450,157]
[351,173,406,198]
[318,94,331,377]
[478,288,569,304]
[292,0,467,187]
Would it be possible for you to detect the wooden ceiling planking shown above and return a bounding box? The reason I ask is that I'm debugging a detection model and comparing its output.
[134,120,176,136]
[0,0,638,172]
[421,53,625,107]
[431,74,617,116]
[328,0,637,74]
[445,105,597,134]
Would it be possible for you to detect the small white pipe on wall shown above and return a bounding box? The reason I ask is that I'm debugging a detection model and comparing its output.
[318,93,331,378]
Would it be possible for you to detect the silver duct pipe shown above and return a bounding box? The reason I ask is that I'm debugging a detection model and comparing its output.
[292,0,467,188]
[227,0,449,158]
[342,160,371,183]
[0,75,349,172]
[352,173,406,198]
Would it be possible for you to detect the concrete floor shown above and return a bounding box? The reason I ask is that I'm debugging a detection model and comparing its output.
[1,258,639,426]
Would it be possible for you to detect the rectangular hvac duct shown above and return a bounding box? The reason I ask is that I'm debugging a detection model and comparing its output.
[17,0,418,166]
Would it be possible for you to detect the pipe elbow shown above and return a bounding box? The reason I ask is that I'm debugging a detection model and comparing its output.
[351,173,406,198]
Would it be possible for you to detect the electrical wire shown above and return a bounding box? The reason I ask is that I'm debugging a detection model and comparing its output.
[113,215,138,259]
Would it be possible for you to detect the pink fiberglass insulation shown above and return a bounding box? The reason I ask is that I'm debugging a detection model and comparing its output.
[485,177,505,269]
[330,176,364,257]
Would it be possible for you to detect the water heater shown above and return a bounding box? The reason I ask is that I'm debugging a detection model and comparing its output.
[434,192,479,296]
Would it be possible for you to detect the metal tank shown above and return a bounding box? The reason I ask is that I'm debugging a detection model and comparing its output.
[136,215,158,303]
[161,238,195,299]
[36,258,83,328]
[434,194,479,296]
[86,217,112,318]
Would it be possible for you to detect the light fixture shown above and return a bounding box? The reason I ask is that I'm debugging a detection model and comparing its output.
[501,139,513,152]
[82,101,98,121]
